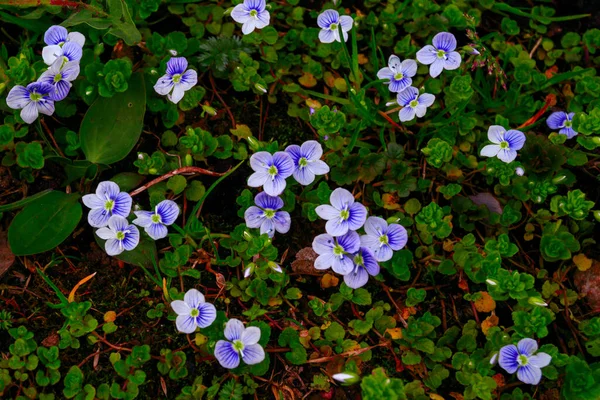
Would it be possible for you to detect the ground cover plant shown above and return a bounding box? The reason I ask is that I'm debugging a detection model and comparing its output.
[1,0,600,398]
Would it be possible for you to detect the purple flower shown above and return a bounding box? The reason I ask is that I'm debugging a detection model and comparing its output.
[82,181,132,228]
[244,192,291,238]
[376,55,418,93]
[397,87,435,122]
[214,319,265,369]
[344,247,380,289]
[133,200,180,240]
[317,9,353,43]
[37,61,80,101]
[360,216,408,262]
[515,167,525,176]
[312,231,360,275]
[247,151,294,196]
[480,125,526,163]
[416,32,462,78]
[95,215,140,256]
[170,289,217,334]
[316,188,367,237]
[154,57,198,104]
[546,111,577,139]
[42,25,85,66]
[6,82,55,124]
[231,0,270,35]
[285,140,330,186]
[498,338,552,385]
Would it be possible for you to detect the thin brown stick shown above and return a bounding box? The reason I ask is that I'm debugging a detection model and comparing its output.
[209,73,236,127]
[129,166,229,197]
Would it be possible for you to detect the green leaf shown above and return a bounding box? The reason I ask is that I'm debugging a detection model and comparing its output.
[107,0,142,45]
[80,72,146,165]
[8,191,82,256]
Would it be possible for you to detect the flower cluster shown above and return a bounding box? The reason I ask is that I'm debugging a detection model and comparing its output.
[82,181,180,256]
[313,189,408,288]
[7,26,84,124]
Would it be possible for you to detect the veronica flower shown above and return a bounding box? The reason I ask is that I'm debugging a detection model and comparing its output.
[317,9,353,43]
[6,82,55,124]
[82,181,132,228]
[360,216,408,262]
[42,25,85,66]
[376,55,418,93]
[170,288,217,334]
[214,319,265,369]
[546,111,577,139]
[397,87,435,122]
[480,125,526,163]
[37,61,80,101]
[285,140,330,186]
[244,192,291,238]
[231,0,270,35]
[154,57,198,104]
[416,32,462,78]
[95,215,140,256]
[498,338,552,385]
[247,151,294,196]
[345,247,380,289]
[312,231,360,275]
[133,200,180,240]
[515,167,525,176]
[316,188,367,237]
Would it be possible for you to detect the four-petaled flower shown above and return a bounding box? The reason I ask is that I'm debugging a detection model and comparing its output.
[397,87,435,122]
[231,0,270,35]
[285,140,330,186]
[360,216,408,262]
[82,181,132,228]
[247,151,294,196]
[170,289,217,334]
[312,231,360,275]
[6,82,55,124]
[214,319,265,369]
[133,200,180,240]
[546,111,577,139]
[480,125,526,163]
[416,32,462,78]
[95,215,140,256]
[154,57,198,104]
[316,188,367,236]
[498,338,552,385]
[244,192,291,238]
[377,55,418,93]
[42,25,85,67]
[344,247,380,289]
[37,61,80,101]
[317,9,353,43]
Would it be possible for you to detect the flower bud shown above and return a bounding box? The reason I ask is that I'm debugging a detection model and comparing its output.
[489,352,498,365]
[184,154,193,166]
[592,136,600,145]
[246,136,260,151]
[202,104,217,116]
[149,168,158,175]
[243,229,254,242]
[385,100,398,107]
[486,279,498,286]
[594,210,600,222]
[244,263,255,278]
[515,167,524,176]
[255,83,267,93]
[169,49,178,56]
[268,261,282,273]
[528,297,548,307]
[332,372,360,385]
[93,43,104,57]
[552,175,567,184]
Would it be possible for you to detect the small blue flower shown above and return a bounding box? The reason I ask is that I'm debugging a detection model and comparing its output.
[317,9,353,43]
[312,231,360,275]
[95,215,140,256]
[344,247,380,289]
[82,181,132,228]
[37,61,80,101]
[396,87,435,122]
[247,151,294,196]
[316,188,367,237]
[416,32,462,78]
[285,140,330,186]
[498,338,552,385]
[154,57,198,104]
[133,200,180,240]
[214,319,265,369]
[480,125,526,163]
[170,289,217,334]
[546,111,577,139]
[515,167,525,176]
[231,0,270,35]
[377,55,418,93]
[360,216,408,262]
[244,192,291,238]
[6,82,55,124]
[42,25,85,66]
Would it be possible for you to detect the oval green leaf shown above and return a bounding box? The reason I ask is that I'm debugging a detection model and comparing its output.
[80,72,146,165]
[8,191,82,256]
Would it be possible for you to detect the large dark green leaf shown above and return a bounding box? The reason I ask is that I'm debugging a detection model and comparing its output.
[80,72,146,165]
[8,191,82,256]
